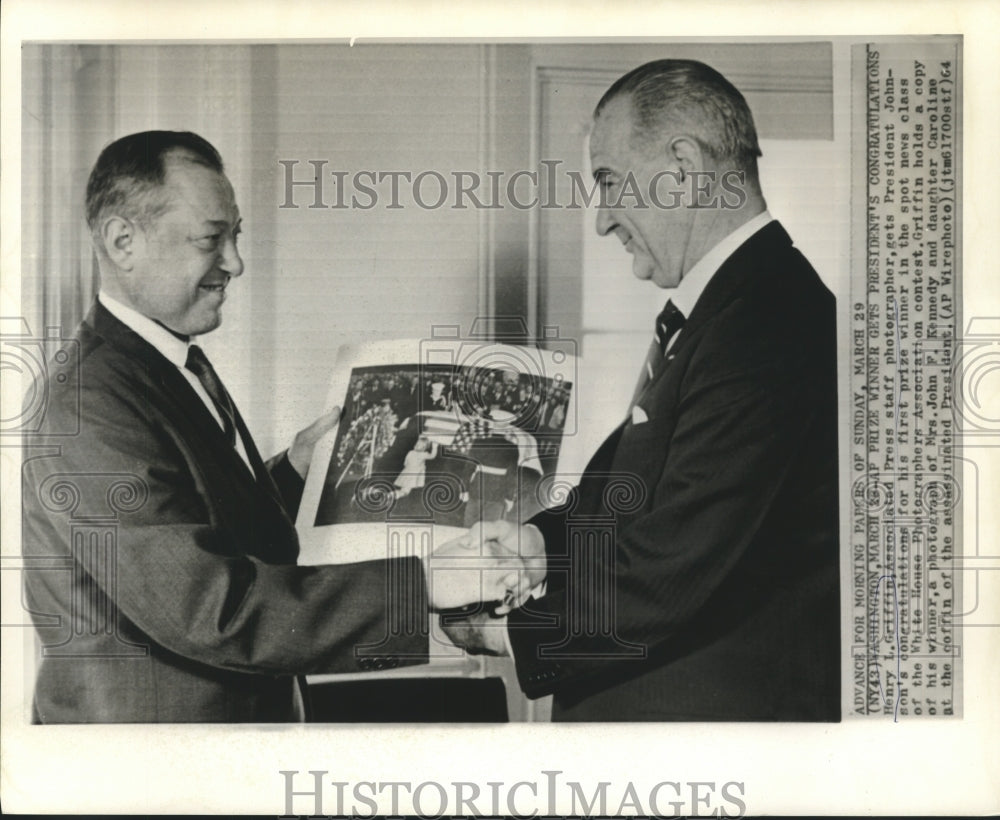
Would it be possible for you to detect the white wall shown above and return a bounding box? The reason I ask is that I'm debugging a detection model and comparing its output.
[23,42,839,459]
[263,45,487,455]
[104,45,493,456]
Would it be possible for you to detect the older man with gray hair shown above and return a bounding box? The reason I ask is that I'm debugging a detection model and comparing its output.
[444,59,841,722]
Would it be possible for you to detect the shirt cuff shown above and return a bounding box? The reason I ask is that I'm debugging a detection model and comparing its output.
[501,614,515,658]
[501,583,545,661]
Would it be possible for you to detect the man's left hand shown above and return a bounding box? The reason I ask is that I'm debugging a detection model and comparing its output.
[439,610,508,656]
[288,406,341,478]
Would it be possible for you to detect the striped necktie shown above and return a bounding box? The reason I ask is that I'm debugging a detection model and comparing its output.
[185,344,237,446]
[630,299,685,409]
[649,299,685,374]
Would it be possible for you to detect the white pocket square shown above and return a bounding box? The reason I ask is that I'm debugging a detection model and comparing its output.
[631,405,649,425]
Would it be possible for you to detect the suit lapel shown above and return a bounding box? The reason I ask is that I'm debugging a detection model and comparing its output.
[232,404,286,506]
[632,334,683,412]
[633,220,794,410]
[151,361,261,484]
[680,220,792,340]
[89,302,276,499]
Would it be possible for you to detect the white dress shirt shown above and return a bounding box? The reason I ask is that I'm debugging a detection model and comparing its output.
[664,209,773,345]
[98,292,253,472]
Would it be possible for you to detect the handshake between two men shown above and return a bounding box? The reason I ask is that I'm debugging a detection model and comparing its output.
[283,404,546,657]
[27,54,842,723]
[426,520,547,656]
[296,406,548,647]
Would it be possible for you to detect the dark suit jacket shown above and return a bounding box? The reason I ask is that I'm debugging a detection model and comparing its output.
[21,302,428,723]
[507,221,841,721]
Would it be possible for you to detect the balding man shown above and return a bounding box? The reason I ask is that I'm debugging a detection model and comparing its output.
[21,130,514,723]
[443,60,841,721]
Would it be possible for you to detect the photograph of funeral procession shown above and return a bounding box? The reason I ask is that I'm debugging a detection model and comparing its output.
[313,363,573,528]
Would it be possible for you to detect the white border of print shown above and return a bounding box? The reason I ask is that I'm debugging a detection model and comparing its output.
[2,1,998,815]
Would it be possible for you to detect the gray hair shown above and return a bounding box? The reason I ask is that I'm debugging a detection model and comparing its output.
[596,59,762,175]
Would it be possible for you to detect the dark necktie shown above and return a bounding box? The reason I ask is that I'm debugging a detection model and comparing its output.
[630,299,685,409]
[185,344,237,446]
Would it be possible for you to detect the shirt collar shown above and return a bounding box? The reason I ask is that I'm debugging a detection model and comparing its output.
[667,210,773,318]
[98,292,192,369]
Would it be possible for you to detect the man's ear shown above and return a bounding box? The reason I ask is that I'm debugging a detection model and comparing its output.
[666,135,705,181]
[100,215,139,271]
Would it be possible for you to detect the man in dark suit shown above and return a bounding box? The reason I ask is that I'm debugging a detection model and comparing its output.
[442,60,841,721]
[21,131,514,723]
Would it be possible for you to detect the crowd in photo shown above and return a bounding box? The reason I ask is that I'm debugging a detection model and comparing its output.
[343,366,571,435]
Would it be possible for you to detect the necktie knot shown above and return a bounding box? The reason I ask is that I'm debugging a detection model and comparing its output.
[184,344,211,378]
[185,345,236,446]
[654,300,685,355]
[632,299,686,408]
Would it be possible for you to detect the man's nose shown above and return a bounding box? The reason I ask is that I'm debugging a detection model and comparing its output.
[595,204,617,237]
[220,236,244,278]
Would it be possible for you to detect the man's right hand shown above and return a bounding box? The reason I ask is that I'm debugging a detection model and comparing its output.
[426,521,547,613]
[424,539,521,612]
